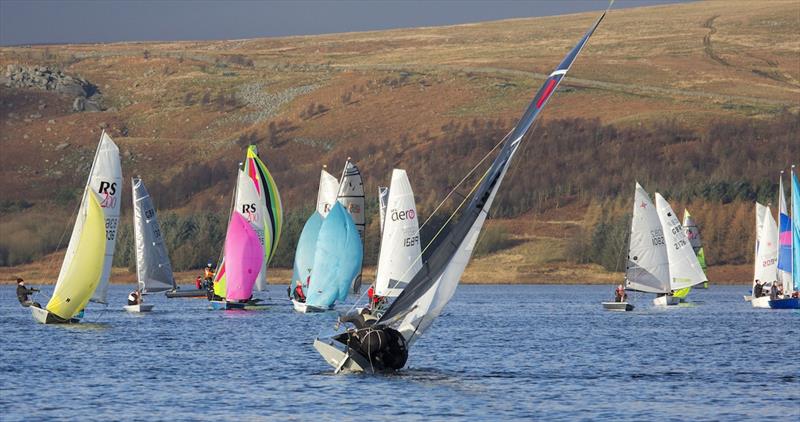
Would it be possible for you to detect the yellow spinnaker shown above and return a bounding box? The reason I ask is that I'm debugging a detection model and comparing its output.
[47,193,107,319]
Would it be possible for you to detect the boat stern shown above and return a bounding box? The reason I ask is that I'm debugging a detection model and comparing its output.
[313,338,370,374]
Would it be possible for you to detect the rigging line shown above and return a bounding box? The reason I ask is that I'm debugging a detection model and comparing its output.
[376,129,513,299]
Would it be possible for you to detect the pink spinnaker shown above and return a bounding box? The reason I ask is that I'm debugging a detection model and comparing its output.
[225,211,265,301]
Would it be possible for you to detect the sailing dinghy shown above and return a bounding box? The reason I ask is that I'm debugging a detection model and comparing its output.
[672,208,708,302]
[125,176,175,312]
[31,132,122,324]
[315,5,609,373]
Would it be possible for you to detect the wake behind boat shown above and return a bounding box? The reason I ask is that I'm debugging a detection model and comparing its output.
[315,4,610,373]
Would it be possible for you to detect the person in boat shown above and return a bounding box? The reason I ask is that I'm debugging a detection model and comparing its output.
[195,276,202,290]
[127,289,142,306]
[769,282,779,300]
[15,278,40,308]
[753,280,763,298]
[366,284,385,311]
[614,284,627,302]
[203,262,215,289]
[293,280,306,303]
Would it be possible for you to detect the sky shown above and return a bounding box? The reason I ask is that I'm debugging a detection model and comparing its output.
[0,0,691,46]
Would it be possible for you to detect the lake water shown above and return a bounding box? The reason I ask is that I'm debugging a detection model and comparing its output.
[0,284,797,421]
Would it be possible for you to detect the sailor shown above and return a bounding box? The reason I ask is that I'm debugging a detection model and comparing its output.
[15,278,40,308]
[769,282,779,300]
[614,284,626,302]
[367,284,384,310]
[754,280,763,298]
[293,280,306,302]
[203,262,215,287]
[127,289,142,306]
[195,276,203,290]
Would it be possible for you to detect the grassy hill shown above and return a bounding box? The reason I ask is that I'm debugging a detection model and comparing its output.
[0,0,797,284]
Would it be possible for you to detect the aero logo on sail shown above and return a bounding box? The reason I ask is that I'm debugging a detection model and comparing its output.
[391,209,416,221]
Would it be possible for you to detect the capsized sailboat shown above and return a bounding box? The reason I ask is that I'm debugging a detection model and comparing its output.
[125,176,176,312]
[337,158,365,294]
[31,132,122,324]
[314,4,609,373]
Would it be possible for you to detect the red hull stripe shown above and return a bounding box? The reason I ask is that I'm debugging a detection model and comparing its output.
[536,78,557,109]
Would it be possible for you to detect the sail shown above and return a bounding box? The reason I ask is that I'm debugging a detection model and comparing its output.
[655,193,707,290]
[625,183,670,294]
[249,146,283,265]
[213,257,227,298]
[291,212,323,289]
[375,170,422,297]
[777,173,793,292]
[682,209,706,271]
[792,167,800,293]
[132,177,175,293]
[754,204,779,287]
[337,159,365,293]
[46,192,107,319]
[223,211,264,301]
[317,169,339,217]
[82,132,121,304]
[378,7,608,344]
[378,186,389,236]
[306,203,363,308]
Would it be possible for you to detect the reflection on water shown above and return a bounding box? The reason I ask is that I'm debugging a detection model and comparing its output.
[1,284,798,421]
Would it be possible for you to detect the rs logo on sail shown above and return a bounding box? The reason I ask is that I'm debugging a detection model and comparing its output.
[98,181,117,208]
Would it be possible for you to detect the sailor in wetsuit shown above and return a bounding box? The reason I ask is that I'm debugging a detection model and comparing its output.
[16,278,40,308]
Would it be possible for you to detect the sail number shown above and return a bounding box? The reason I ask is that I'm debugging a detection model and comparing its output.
[106,218,118,241]
[650,230,665,246]
[404,235,420,247]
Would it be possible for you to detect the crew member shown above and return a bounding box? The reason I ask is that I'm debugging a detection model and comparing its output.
[614,284,627,302]
[293,280,306,302]
[127,290,142,306]
[754,280,763,298]
[16,278,40,308]
[195,276,202,290]
[203,262,215,288]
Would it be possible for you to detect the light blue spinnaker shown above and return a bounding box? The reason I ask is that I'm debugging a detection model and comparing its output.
[791,167,799,293]
[292,211,324,289]
[306,202,362,308]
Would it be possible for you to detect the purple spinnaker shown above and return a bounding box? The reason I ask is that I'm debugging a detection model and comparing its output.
[225,211,265,301]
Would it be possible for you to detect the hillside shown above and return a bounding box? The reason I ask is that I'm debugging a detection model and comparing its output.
[0,0,798,284]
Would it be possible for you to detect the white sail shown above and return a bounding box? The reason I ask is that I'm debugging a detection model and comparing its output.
[83,132,122,304]
[624,183,670,294]
[755,203,779,286]
[235,168,267,290]
[378,186,389,236]
[316,169,339,217]
[132,177,175,293]
[337,159,365,293]
[375,170,422,298]
[655,193,707,290]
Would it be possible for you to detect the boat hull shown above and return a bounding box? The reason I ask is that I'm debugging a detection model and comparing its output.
[743,295,753,302]
[768,298,800,309]
[123,303,154,313]
[602,302,634,312]
[751,296,772,309]
[165,288,207,298]
[313,338,372,374]
[292,299,330,313]
[653,295,679,306]
[31,306,80,324]
[210,300,246,310]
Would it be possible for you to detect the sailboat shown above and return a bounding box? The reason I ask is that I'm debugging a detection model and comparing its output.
[373,169,422,303]
[337,158,365,293]
[31,132,122,324]
[211,146,280,310]
[125,176,176,312]
[290,167,340,312]
[314,4,609,373]
[752,169,800,309]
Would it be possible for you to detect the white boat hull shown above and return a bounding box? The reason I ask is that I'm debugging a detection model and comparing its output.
[751,296,772,308]
[313,338,371,374]
[602,302,634,312]
[123,303,154,313]
[30,306,80,324]
[653,295,679,306]
[743,295,753,302]
[292,299,329,313]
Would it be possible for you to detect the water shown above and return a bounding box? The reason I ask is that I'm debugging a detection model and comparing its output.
[1,284,797,421]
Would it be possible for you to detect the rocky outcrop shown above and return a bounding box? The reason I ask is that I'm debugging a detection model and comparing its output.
[2,64,104,112]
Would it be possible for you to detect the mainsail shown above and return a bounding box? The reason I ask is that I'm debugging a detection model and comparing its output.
[317,168,340,217]
[655,193,707,290]
[47,132,120,318]
[132,177,176,293]
[378,186,389,236]
[777,173,793,293]
[624,183,670,294]
[375,170,422,298]
[376,7,608,344]
[791,167,799,293]
[754,203,779,286]
[306,203,362,308]
[337,159,365,293]
[674,208,707,297]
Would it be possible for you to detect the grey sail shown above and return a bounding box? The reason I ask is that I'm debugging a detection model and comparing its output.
[377,8,609,344]
[337,159,365,293]
[132,176,176,293]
